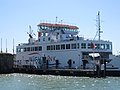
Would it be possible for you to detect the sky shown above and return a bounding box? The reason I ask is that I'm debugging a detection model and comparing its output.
[0,0,120,55]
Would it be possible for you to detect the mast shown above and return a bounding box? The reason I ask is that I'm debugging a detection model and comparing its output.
[13,39,14,54]
[6,39,7,53]
[98,11,100,41]
[1,38,2,53]
[93,11,103,40]
[97,11,102,41]
[97,11,103,77]
[56,16,58,23]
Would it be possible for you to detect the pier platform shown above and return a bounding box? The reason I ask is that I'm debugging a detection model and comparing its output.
[13,68,120,77]
[0,53,14,73]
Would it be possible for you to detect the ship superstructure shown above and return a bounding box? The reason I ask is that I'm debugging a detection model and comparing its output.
[14,14,113,70]
[15,22,112,69]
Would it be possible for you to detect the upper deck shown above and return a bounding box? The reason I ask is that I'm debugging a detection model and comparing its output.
[16,21,112,54]
[37,23,79,35]
[37,23,79,29]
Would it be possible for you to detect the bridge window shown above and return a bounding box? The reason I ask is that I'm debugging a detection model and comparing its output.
[31,47,34,51]
[35,47,38,51]
[48,37,50,41]
[39,46,42,51]
[110,44,112,50]
[101,44,105,49]
[66,44,70,49]
[81,43,86,49]
[53,45,55,50]
[43,38,45,41]
[77,43,79,48]
[88,43,91,49]
[39,39,40,42]
[56,45,60,50]
[71,43,76,49]
[18,48,24,52]
[51,45,54,50]
[47,46,50,50]
[106,44,110,49]
[95,44,100,49]
[61,44,65,49]
[27,47,30,51]
[23,48,25,52]
[17,48,21,52]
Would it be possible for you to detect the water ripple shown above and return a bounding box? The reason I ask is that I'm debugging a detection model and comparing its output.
[0,74,120,90]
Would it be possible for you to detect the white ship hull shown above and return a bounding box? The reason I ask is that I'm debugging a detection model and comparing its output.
[15,39,112,69]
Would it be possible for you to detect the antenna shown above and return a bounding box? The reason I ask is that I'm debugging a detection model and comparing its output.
[97,11,103,41]
[98,11,100,41]
[56,16,58,23]
[29,25,32,34]
[13,39,14,54]
[93,11,103,40]
[61,20,63,24]
[27,25,33,38]
[6,39,7,53]
[1,38,2,53]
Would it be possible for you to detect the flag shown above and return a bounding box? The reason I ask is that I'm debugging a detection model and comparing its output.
[91,42,94,49]
[38,32,41,37]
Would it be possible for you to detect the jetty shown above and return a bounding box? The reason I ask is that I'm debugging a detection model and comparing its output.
[0,53,120,77]
[0,53,14,73]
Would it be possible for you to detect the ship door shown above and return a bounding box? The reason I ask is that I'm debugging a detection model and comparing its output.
[55,60,59,69]
[82,53,89,69]
[42,55,48,69]
[67,59,72,69]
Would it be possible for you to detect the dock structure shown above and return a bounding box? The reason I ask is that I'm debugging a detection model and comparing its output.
[13,58,106,78]
[0,53,119,77]
[13,57,109,78]
[13,67,120,77]
[13,57,120,78]
[13,68,96,77]
[0,53,14,73]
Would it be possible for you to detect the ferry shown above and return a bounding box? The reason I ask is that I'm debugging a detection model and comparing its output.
[14,12,114,70]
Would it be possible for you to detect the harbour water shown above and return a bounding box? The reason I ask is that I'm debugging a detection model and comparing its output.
[0,74,120,90]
